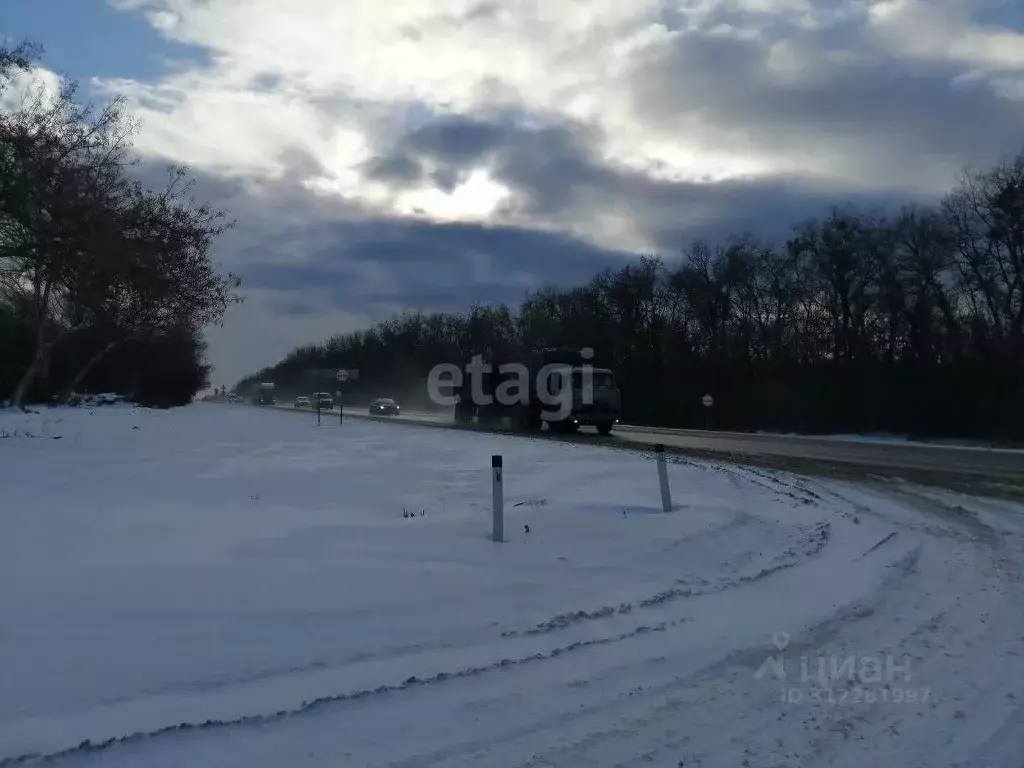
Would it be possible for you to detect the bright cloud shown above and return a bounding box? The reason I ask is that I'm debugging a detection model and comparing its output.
[94,0,1024,207]
[0,65,64,114]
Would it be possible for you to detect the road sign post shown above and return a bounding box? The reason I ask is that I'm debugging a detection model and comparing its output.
[492,455,504,542]
[655,443,672,512]
[702,393,713,430]
[335,370,352,425]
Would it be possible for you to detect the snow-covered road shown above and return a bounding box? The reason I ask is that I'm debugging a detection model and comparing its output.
[2,402,1023,767]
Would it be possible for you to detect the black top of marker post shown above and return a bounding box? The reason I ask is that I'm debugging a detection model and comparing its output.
[492,454,502,468]
[655,443,665,453]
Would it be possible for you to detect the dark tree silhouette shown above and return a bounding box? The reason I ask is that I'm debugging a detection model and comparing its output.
[0,42,239,407]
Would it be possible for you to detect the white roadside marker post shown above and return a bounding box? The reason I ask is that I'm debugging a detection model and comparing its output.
[655,443,672,512]
[492,454,504,542]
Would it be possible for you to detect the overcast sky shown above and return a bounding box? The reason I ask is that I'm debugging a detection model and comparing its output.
[5,0,1024,386]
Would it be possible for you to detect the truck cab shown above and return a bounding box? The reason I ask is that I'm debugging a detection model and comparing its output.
[544,366,621,434]
[452,348,621,435]
[255,382,276,405]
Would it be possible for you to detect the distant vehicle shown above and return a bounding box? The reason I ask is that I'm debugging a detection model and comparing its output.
[254,382,276,406]
[294,396,311,408]
[369,397,401,416]
[312,392,334,410]
[452,348,620,435]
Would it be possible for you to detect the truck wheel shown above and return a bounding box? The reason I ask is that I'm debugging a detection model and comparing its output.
[596,422,613,436]
[454,402,473,425]
[514,405,530,430]
[478,405,504,427]
[528,408,543,431]
[517,405,543,430]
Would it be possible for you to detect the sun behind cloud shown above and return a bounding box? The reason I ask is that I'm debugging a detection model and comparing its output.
[395,169,512,220]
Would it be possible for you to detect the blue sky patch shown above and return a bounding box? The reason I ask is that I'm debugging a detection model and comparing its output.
[2,0,205,89]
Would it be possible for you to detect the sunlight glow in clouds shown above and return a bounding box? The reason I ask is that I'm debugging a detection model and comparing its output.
[395,170,512,220]
[88,0,1024,230]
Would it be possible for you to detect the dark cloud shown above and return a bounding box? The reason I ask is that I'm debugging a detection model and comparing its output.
[249,72,285,92]
[265,298,318,317]
[626,26,1024,184]
[215,97,943,327]
[361,151,424,185]
[382,112,597,182]
[357,109,931,253]
[404,115,514,164]
[243,217,633,316]
[361,112,619,218]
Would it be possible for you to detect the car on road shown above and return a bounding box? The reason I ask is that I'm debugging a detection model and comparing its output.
[313,392,334,410]
[369,397,401,416]
[294,396,311,408]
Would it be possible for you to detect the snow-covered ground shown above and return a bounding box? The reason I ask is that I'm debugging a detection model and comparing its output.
[2,402,1024,768]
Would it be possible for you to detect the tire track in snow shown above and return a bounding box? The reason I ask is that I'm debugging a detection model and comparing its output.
[0,516,839,766]
[0,457,857,766]
[38,522,912,768]
[567,489,1024,768]
[9,500,834,746]
[133,502,833,711]
[502,521,832,638]
[724,465,825,507]
[110,515,834,709]
[0,618,690,767]
[496,546,923,768]
[301,548,918,768]
[349,517,945,768]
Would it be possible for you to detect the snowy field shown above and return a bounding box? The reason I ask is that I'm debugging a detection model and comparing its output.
[2,402,1024,767]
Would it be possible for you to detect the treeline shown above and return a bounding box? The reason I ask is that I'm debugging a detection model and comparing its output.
[242,150,1024,440]
[0,41,239,408]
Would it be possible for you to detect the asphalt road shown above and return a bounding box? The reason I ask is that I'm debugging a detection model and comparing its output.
[263,402,1024,490]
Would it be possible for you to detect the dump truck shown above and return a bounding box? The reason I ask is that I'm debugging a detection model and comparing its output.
[451,348,621,434]
[254,382,276,405]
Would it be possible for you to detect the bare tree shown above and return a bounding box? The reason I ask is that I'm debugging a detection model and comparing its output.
[0,69,139,404]
[59,166,241,400]
[943,152,1024,358]
[0,40,41,90]
[1,58,241,405]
